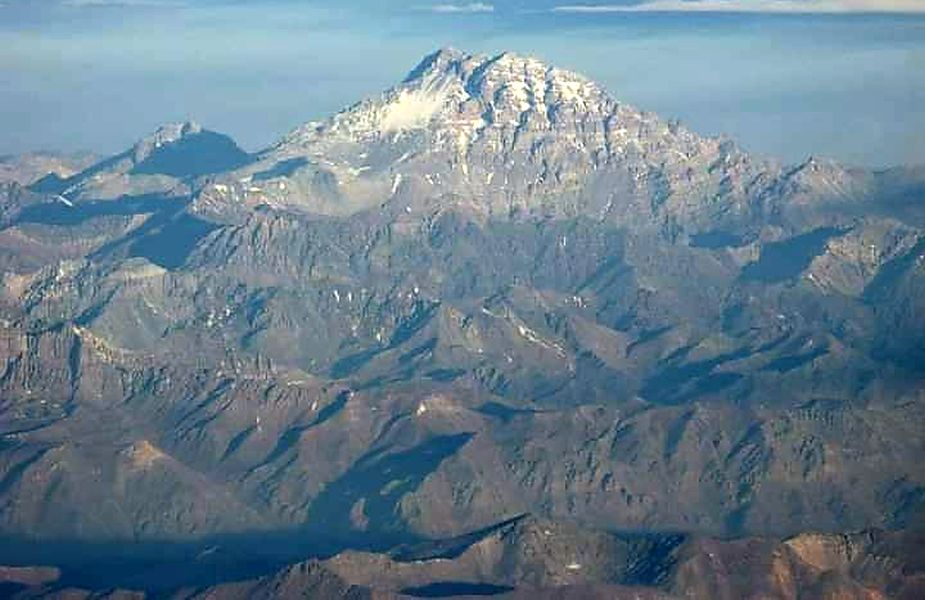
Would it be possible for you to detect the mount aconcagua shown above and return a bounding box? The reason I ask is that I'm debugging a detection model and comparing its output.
[0,49,922,598]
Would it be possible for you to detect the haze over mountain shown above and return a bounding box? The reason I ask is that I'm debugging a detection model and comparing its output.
[0,48,922,599]
[3,3,923,167]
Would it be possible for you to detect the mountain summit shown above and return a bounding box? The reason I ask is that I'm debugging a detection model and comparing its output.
[286,47,617,142]
[195,48,773,226]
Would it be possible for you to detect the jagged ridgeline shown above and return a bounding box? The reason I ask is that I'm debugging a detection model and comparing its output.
[0,48,922,597]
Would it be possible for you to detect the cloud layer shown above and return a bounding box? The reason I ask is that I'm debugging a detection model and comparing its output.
[426,2,495,13]
[62,0,187,6]
[553,1,925,13]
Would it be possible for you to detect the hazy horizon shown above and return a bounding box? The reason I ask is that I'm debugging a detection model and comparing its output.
[2,1,923,167]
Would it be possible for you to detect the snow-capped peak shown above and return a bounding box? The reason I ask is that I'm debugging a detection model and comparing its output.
[201,48,765,225]
[279,49,618,149]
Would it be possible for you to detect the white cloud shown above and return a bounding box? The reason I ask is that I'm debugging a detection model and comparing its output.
[553,1,925,13]
[62,0,187,7]
[425,2,495,13]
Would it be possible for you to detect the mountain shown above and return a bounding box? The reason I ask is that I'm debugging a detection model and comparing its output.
[195,48,769,225]
[0,152,99,187]
[31,121,252,202]
[6,520,923,598]
[0,48,922,597]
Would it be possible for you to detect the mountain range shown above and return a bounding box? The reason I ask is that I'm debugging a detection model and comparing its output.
[0,48,922,599]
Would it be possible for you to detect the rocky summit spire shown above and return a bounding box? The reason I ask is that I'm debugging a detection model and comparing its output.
[403,47,468,83]
[132,121,204,164]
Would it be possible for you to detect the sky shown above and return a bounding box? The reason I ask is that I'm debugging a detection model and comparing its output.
[1,0,923,167]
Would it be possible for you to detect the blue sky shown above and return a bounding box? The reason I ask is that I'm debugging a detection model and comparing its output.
[1,0,923,167]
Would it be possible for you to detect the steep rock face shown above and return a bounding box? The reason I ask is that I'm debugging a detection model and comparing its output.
[0,183,45,227]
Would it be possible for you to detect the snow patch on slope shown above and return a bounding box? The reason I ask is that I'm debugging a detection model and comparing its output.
[380,87,450,132]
